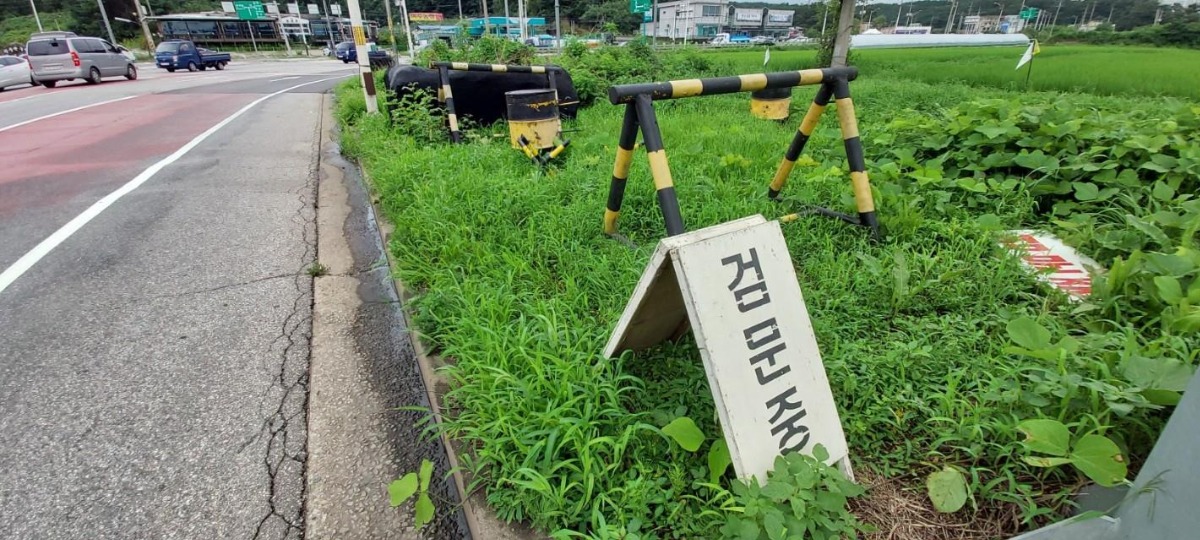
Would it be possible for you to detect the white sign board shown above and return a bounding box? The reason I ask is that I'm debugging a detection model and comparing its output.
[267,2,280,14]
[307,3,320,15]
[605,216,850,482]
[288,2,300,14]
[1004,230,1101,299]
[766,10,794,25]
[733,8,764,23]
[331,4,342,15]
[221,1,236,13]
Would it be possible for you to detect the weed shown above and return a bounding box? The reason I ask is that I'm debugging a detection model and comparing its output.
[306,262,328,277]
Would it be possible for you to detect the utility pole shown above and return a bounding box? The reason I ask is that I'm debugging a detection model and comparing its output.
[894,0,903,28]
[457,0,464,20]
[831,0,855,66]
[383,0,397,53]
[96,0,118,46]
[321,0,333,45]
[821,1,829,36]
[504,0,510,38]
[554,0,561,47]
[29,0,44,32]
[138,3,155,51]
[347,0,378,114]
[399,0,415,59]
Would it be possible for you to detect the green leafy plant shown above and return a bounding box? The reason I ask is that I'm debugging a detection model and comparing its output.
[720,446,868,540]
[1017,419,1128,487]
[926,467,969,513]
[389,459,436,528]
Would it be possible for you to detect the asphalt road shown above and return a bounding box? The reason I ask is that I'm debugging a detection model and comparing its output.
[0,58,354,539]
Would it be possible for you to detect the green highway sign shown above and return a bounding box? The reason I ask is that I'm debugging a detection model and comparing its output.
[234,0,266,20]
[630,0,651,14]
[1019,7,1040,20]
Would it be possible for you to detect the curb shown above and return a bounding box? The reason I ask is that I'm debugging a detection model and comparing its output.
[356,165,482,539]
[354,164,541,540]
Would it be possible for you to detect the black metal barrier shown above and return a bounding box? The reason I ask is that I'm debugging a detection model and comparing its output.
[602,67,879,239]
[430,62,564,143]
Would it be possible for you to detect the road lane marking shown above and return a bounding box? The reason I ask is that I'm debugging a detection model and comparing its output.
[269,76,301,82]
[0,75,350,296]
[0,95,138,134]
[0,92,50,106]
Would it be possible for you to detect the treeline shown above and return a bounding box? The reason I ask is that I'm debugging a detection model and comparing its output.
[1036,21,1200,49]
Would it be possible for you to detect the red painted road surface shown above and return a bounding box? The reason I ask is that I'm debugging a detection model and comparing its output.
[0,92,259,271]
[0,93,256,215]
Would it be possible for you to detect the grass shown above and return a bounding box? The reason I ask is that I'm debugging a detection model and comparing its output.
[337,45,1197,538]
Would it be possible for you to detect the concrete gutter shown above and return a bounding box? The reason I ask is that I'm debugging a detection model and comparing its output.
[306,96,472,539]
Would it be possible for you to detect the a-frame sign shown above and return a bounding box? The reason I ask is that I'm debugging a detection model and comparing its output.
[605,215,852,481]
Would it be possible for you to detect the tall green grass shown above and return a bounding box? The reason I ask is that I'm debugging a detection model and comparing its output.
[337,73,1192,536]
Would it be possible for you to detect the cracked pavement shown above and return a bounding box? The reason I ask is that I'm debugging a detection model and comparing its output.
[0,73,341,538]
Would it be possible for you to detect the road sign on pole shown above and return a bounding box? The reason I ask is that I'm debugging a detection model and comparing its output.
[234,0,266,19]
[1020,7,1040,20]
[630,0,650,13]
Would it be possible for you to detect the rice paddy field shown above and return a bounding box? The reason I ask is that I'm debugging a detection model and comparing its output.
[714,45,1200,100]
[337,42,1199,539]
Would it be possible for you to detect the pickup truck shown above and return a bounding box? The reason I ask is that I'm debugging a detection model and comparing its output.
[154,40,230,72]
[334,41,392,69]
[710,33,751,46]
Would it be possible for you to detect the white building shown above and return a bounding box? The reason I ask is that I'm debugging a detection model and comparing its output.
[645,1,729,40]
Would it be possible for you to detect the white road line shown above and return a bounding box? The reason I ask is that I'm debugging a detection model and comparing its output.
[0,95,138,134]
[0,91,50,106]
[0,74,349,295]
[269,76,301,82]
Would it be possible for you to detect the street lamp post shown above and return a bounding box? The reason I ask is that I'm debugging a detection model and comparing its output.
[29,0,44,32]
[96,0,118,45]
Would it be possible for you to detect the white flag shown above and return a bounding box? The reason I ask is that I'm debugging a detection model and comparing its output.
[763,47,771,66]
[1016,40,1040,70]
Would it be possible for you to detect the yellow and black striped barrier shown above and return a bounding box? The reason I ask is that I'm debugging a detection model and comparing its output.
[603,66,879,239]
[432,62,564,144]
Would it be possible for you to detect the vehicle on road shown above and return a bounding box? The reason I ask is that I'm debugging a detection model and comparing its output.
[335,41,392,68]
[116,45,137,62]
[0,55,33,91]
[710,33,751,46]
[154,40,230,72]
[26,31,137,88]
[751,35,776,46]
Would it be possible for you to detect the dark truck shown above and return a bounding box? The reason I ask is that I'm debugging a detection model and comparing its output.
[154,40,230,72]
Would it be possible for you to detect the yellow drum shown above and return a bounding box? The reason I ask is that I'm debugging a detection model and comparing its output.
[750,87,791,120]
[506,88,561,150]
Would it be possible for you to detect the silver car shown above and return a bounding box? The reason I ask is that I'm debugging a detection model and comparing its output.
[26,32,137,88]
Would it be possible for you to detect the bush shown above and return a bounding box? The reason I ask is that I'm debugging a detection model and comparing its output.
[416,35,535,66]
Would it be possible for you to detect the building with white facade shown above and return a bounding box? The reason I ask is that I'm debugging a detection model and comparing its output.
[645,0,730,40]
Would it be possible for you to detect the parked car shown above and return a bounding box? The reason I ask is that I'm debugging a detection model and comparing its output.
[25,31,137,88]
[0,55,34,91]
[116,45,137,62]
[751,36,776,46]
[154,40,230,72]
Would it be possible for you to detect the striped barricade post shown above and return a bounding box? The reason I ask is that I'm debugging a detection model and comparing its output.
[604,67,879,239]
